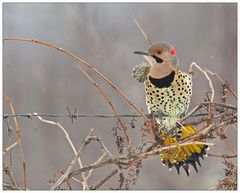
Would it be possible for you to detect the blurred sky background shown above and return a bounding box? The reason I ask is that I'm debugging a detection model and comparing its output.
[3,3,237,190]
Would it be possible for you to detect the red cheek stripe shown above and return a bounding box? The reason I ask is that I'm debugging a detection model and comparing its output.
[171,48,176,55]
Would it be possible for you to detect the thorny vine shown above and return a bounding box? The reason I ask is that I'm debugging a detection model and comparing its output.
[2,21,237,190]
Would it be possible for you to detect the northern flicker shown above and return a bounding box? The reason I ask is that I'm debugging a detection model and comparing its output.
[133,42,208,175]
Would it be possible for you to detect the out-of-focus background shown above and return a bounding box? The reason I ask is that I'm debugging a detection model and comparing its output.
[3,3,237,190]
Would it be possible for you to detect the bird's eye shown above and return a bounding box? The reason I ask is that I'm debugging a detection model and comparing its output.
[157,51,161,54]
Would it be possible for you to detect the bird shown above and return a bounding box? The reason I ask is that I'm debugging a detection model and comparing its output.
[132,42,208,175]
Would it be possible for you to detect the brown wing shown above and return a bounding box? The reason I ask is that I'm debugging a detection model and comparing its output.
[132,63,150,83]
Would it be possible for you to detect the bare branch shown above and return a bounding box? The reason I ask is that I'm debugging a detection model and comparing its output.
[3,183,27,190]
[50,129,95,190]
[58,170,72,190]
[3,94,27,190]
[3,141,18,155]
[34,113,87,189]
[189,62,215,102]
[221,138,237,156]
[85,153,107,181]
[90,169,118,190]
[207,153,237,159]
[203,68,237,99]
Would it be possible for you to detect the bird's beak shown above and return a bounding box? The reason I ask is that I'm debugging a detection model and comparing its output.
[134,51,151,56]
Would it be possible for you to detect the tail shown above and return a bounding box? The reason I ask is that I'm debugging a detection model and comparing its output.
[160,125,208,176]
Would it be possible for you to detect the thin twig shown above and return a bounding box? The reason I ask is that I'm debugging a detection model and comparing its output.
[222,138,237,156]
[71,176,82,184]
[50,129,95,190]
[58,170,72,190]
[203,68,237,99]
[207,153,237,159]
[34,113,83,168]
[85,153,107,181]
[69,158,127,179]
[189,62,215,102]
[182,102,236,123]
[4,94,27,190]
[189,62,215,126]
[90,169,118,190]
[91,136,113,158]
[178,124,212,144]
[33,113,87,189]
[134,19,153,46]
[3,183,27,190]
[181,103,205,122]
[3,141,18,155]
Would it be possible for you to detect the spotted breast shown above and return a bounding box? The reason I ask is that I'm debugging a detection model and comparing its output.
[145,70,192,129]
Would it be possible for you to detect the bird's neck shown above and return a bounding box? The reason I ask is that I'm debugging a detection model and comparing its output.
[148,63,175,79]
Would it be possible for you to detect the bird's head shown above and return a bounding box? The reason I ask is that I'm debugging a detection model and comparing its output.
[134,42,179,72]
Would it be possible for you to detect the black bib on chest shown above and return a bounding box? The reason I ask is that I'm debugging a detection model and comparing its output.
[149,71,175,88]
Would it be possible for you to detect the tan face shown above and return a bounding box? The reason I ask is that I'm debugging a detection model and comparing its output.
[150,47,164,57]
[144,47,172,66]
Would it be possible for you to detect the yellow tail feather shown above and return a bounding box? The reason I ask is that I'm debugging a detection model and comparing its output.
[160,125,208,176]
